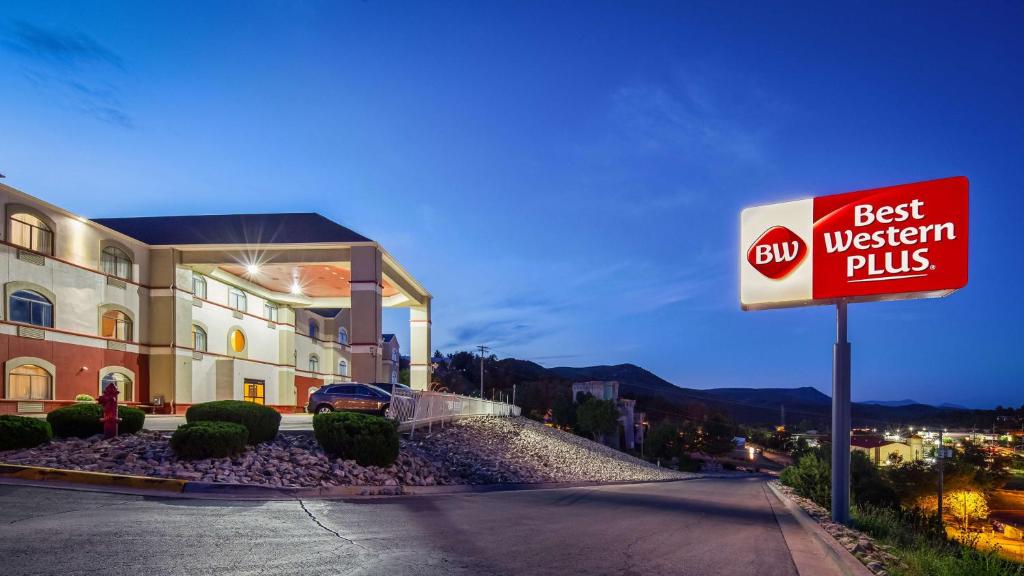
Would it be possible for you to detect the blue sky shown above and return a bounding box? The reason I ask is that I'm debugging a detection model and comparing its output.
[1,2,1021,407]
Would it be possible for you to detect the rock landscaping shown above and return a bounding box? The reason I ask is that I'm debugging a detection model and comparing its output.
[772,481,901,576]
[408,417,695,484]
[0,416,691,490]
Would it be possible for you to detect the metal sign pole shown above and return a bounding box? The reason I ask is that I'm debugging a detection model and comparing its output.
[831,300,852,524]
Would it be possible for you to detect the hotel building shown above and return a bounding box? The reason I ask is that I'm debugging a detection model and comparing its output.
[0,182,431,415]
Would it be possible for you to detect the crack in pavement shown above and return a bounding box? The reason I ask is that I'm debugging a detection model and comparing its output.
[295,498,367,552]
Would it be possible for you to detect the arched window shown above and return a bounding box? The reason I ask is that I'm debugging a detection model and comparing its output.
[228,288,247,311]
[9,213,53,254]
[229,328,246,353]
[100,246,132,280]
[309,354,320,373]
[192,324,207,352]
[100,372,133,402]
[101,309,132,340]
[9,290,53,327]
[337,327,348,345]
[339,359,348,377]
[8,364,52,400]
[308,319,319,340]
[192,274,207,299]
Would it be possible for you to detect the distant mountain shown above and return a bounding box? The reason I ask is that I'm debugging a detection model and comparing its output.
[938,402,968,410]
[861,399,927,407]
[547,362,970,427]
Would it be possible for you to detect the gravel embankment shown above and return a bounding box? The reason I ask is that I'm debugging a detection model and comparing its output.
[0,417,692,489]
[408,417,694,484]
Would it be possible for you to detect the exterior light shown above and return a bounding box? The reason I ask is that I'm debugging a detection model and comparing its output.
[246,263,260,276]
[290,280,302,295]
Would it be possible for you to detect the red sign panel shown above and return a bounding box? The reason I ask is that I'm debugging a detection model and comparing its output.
[741,177,968,310]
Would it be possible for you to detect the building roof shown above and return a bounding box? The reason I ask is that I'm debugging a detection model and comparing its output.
[851,436,899,449]
[92,213,371,245]
[382,334,395,342]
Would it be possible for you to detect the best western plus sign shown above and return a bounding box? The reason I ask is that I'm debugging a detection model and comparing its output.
[741,176,968,310]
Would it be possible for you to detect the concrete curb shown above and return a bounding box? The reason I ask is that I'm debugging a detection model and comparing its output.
[0,464,187,493]
[766,481,874,576]
[0,462,708,500]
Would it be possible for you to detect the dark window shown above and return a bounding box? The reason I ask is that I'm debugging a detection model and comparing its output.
[308,319,319,340]
[9,290,53,327]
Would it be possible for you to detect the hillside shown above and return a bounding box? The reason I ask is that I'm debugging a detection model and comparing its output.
[548,363,968,427]
[434,353,976,428]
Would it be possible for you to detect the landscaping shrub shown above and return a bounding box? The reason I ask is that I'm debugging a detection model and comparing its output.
[313,411,399,467]
[75,394,95,402]
[677,454,702,473]
[0,415,52,451]
[46,403,145,438]
[185,400,281,444]
[170,421,248,460]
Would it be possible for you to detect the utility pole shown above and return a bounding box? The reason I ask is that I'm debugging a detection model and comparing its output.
[937,429,945,525]
[477,345,489,398]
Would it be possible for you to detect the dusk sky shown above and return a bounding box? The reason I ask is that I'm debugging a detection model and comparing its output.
[1,2,1021,408]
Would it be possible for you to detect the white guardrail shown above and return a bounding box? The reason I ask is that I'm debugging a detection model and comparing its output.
[385,389,521,437]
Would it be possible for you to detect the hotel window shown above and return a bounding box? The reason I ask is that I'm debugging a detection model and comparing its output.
[264,302,278,322]
[339,359,348,377]
[8,364,52,400]
[100,246,132,280]
[309,354,320,373]
[337,327,348,345]
[192,324,207,352]
[229,288,247,312]
[9,290,53,327]
[192,274,207,299]
[101,309,132,341]
[100,372,133,402]
[308,319,319,340]
[229,329,246,353]
[9,213,53,254]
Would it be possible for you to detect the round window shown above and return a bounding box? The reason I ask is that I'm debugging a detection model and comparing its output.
[229,329,246,352]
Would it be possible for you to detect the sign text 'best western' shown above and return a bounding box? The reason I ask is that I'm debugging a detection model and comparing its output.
[740,177,968,310]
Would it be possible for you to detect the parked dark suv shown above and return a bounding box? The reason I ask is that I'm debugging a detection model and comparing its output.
[306,383,391,415]
[371,382,413,396]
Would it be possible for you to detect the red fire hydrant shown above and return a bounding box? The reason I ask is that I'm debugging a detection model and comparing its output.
[98,382,120,438]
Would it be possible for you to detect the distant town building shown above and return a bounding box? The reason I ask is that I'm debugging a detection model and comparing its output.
[571,381,646,450]
[851,434,924,466]
[381,334,400,384]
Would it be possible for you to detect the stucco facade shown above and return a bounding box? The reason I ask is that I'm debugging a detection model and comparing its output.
[0,183,431,414]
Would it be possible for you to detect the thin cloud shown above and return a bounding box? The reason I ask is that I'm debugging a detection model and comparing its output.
[2,20,124,69]
[3,20,133,128]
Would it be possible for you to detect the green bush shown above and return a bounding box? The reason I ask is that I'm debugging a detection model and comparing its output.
[46,404,146,438]
[313,411,399,467]
[677,454,702,473]
[780,451,832,509]
[170,421,248,460]
[185,400,281,444]
[0,415,52,451]
[75,394,95,402]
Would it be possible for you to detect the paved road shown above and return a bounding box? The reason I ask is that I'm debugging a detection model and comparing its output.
[0,477,799,576]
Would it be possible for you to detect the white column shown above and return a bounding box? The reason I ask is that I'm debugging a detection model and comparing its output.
[409,298,431,390]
